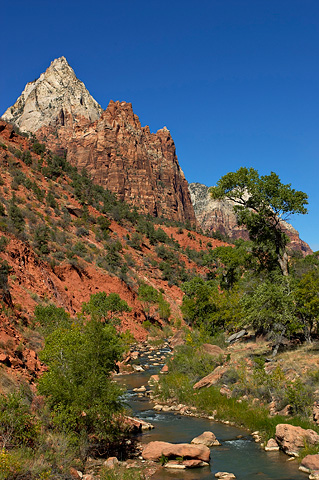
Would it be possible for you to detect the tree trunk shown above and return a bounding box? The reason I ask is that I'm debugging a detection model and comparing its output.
[277,250,289,276]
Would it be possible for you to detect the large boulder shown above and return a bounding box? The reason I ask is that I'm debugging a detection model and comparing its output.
[191,431,221,447]
[142,441,210,462]
[275,424,319,456]
[300,454,319,472]
[193,366,226,389]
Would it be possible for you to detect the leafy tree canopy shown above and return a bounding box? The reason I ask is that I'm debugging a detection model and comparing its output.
[82,291,131,323]
[210,168,308,275]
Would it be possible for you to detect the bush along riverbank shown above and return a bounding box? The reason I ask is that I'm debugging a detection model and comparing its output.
[152,329,319,464]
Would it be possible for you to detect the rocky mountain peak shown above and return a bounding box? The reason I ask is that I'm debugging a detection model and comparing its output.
[2,56,102,132]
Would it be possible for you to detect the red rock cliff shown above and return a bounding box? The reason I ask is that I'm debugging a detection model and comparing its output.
[66,100,196,223]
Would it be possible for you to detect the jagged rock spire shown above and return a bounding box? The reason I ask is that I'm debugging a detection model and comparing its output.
[2,56,102,132]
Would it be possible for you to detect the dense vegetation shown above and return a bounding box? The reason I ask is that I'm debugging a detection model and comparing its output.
[0,130,319,479]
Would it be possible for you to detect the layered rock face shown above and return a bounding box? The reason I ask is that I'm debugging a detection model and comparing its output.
[189,182,312,255]
[66,100,196,222]
[2,57,196,224]
[2,56,102,132]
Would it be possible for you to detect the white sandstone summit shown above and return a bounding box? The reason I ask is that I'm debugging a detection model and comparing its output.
[2,56,102,132]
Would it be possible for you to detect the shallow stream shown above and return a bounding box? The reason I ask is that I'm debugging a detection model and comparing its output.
[120,346,307,480]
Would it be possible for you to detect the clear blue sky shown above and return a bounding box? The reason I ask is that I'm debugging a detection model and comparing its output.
[2,0,319,250]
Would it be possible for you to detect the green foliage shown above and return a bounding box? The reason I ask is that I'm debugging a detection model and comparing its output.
[158,294,171,321]
[38,317,124,439]
[0,392,38,448]
[241,273,299,339]
[138,283,159,320]
[210,167,308,276]
[32,142,46,156]
[21,150,32,166]
[46,191,57,210]
[82,292,131,323]
[8,195,25,235]
[166,343,220,383]
[294,270,319,340]
[34,225,50,254]
[34,304,71,335]
[204,242,252,289]
[97,215,111,240]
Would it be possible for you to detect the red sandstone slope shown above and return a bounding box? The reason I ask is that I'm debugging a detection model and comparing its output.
[0,121,225,390]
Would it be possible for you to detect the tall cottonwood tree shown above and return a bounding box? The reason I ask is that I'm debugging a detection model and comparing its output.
[210,168,308,276]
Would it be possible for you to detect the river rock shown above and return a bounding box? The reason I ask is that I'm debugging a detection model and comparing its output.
[276,424,319,456]
[164,462,186,469]
[264,438,279,451]
[132,365,144,372]
[142,441,210,462]
[300,454,319,472]
[125,416,154,432]
[193,366,226,389]
[309,472,319,480]
[148,374,159,385]
[133,386,146,392]
[103,457,118,469]
[160,364,169,373]
[191,431,221,447]
[220,386,232,398]
[215,473,236,479]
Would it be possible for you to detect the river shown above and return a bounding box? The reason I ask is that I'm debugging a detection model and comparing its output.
[119,345,307,480]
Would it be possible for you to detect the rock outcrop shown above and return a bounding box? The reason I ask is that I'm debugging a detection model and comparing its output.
[2,56,102,132]
[142,441,210,462]
[189,182,312,255]
[66,100,196,223]
[191,431,221,447]
[193,366,227,390]
[275,424,319,456]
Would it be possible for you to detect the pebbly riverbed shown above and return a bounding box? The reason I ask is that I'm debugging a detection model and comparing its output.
[118,344,307,480]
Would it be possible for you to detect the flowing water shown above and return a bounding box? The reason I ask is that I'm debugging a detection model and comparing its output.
[119,347,307,480]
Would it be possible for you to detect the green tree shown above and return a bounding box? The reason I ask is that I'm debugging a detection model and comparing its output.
[8,195,25,235]
[138,284,160,321]
[38,317,124,440]
[294,270,319,341]
[34,304,71,335]
[34,225,50,254]
[241,273,299,351]
[82,292,131,323]
[158,294,171,321]
[210,168,308,276]
[204,241,252,289]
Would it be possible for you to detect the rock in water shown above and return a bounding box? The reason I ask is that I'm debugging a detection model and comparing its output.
[276,424,319,456]
[191,431,221,447]
[142,441,210,462]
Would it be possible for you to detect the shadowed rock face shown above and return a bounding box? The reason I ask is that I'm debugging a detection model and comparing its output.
[189,182,312,255]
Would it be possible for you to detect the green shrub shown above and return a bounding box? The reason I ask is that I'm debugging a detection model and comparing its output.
[0,392,38,448]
